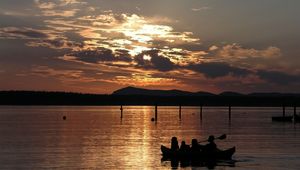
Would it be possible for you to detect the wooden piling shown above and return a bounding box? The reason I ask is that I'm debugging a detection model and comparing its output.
[200,105,203,120]
[179,105,182,120]
[229,105,232,120]
[120,105,123,118]
[155,105,158,121]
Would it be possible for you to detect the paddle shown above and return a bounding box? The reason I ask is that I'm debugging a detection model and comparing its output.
[197,134,227,143]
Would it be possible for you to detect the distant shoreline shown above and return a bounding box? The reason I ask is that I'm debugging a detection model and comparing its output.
[0,91,299,107]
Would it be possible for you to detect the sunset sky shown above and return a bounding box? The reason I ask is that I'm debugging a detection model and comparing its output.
[1,0,300,94]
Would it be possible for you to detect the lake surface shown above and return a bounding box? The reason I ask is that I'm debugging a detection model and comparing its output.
[0,106,299,169]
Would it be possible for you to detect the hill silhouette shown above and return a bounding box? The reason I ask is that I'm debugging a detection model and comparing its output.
[0,87,299,106]
[112,86,214,96]
[219,91,244,97]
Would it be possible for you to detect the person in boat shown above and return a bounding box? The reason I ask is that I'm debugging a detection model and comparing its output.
[171,137,179,151]
[191,139,201,152]
[179,141,190,152]
[204,135,218,152]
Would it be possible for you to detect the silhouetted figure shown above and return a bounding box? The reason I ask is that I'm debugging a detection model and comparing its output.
[63,116,66,120]
[170,158,179,168]
[171,137,179,151]
[205,135,217,152]
[191,139,201,152]
[179,141,190,153]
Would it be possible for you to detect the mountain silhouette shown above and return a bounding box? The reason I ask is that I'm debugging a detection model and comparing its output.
[219,91,244,96]
[112,86,215,96]
[113,86,193,96]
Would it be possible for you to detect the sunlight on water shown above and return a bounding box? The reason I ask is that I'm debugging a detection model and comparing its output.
[0,106,299,169]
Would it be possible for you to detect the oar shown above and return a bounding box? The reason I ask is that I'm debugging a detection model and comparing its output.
[197,134,227,143]
[217,134,227,140]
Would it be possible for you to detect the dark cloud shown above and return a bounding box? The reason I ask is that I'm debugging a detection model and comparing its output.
[0,27,48,39]
[135,50,176,71]
[167,51,189,56]
[188,62,251,78]
[69,48,132,63]
[27,39,84,49]
[257,70,300,85]
[11,30,47,38]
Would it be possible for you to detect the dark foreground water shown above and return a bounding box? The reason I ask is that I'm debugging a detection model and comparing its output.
[0,106,300,169]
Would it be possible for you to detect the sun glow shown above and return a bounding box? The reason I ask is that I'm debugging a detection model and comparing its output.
[122,24,173,43]
[67,12,200,57]
[129,45,151,56]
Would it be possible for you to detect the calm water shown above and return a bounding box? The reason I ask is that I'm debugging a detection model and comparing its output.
[0,106,300,169]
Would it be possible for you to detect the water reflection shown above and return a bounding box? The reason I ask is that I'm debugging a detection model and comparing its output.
[161,157,236,169]
[122,106,151,167]
[0,106,300,169]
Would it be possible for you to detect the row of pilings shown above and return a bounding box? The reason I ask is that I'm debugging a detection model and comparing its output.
[119,105,298,121]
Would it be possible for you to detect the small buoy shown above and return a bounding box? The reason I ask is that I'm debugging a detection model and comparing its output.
[63,116,66,120]
[151,118,155,122]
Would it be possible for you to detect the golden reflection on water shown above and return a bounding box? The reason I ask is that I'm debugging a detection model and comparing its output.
[123,106,151,166]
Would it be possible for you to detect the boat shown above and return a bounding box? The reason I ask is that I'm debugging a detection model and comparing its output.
[272,116,293,122]
[161,145,236,160]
